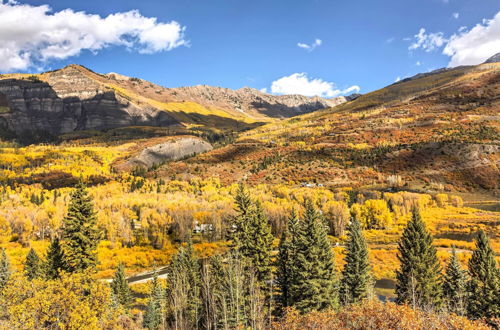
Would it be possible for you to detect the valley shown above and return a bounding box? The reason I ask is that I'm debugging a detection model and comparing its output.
[0,56,498,328]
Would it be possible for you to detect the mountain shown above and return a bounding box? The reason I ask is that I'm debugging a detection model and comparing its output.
[161,61,500,191]
[0,65,345,140]
[484,52,500,63]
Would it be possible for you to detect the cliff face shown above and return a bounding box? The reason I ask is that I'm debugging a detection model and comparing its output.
[0,66,178,136]
[0,65,347,137]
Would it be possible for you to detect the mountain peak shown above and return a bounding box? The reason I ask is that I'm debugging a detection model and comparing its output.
[484,53,500,63]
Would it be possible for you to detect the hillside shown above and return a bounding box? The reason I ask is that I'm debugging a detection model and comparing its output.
[157,60,500,192]
[0,65,344,142]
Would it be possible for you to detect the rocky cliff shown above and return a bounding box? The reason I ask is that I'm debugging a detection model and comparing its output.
[0,65,348,138]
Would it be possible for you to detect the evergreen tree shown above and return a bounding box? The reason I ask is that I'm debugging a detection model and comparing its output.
[339,217,373,305]
[395,207,442,309]
[234,182,252,217]
[24,248,42,280]
[467,230,500,320]
[231,184,273,283]
[62,182,100,273]
[276,209,299,310]
[290,199,338,313]
[241,202,273,283]
[0,248,11,290]
[111,263,132,309]
[44,237,65,280]
[143,272,163,330]
[442,247,467,316]
[167,239,202,328]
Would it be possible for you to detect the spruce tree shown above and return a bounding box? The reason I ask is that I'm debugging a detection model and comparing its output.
[111,263,132,309]
[395,207,442,309]
[143,272,163,330]
[290,199,337,313]
[241,202,273,283]
[276,209,301,311]
[24,248,42,280]
[234,182,252,217]
[0,248,10,290]
[467,230,499,320]
[62,182,100,273]
[231,184,273,284]
[442,247,467,316]
[44,237,65,279]
[339,217,373,305]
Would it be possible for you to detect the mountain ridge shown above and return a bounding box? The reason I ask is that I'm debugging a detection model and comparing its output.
[0,64,348,140]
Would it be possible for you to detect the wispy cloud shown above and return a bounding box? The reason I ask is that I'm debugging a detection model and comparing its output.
[0,1,187,72]
[297,38,322,52]
[409,28,447,52]
[269,73,359,98]
[452,12,459,19]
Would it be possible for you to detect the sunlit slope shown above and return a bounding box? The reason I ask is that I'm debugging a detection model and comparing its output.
[163,62,499,190]
[241,63,499,144]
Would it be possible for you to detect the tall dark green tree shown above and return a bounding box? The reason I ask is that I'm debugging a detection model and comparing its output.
[62,182,100,273]
[339,217,373,305]
[167,239,202,328]
[289,199,338,313]
[276,209,300,311]
[143,272,163,330]
[467,230,499,320]
[234,182,252,217]
[395,207,442,309]
[111,263,132,309]
[44,237,65,280]
[442,247,467,316]
[231,184,273,283]
[0,248,10,290]
[24,248,42,280]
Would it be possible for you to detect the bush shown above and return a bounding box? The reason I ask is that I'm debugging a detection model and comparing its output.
[273,300,489,330]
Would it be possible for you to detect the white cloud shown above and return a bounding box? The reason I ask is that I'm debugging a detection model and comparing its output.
[297,39,322,52]
[416,61,421,66]
[409,28,447,52]
[406,11,500,67]
[0,1,187,72]
[443,11,500,66]
[259,88,267,93]
[452,12,459,19]
[395,76,401,82]
[269,73,360,98]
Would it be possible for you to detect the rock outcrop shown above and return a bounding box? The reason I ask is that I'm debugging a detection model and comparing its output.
[125,137,213,168]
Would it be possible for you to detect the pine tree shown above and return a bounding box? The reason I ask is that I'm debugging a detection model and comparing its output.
[235,182,252,217]
[111,263,132,309]
[442,247,467,316]
[143,272,163,330]
[62,182,100,273]
[395,207,442,309]
[167,239,202,328]
[24,248,42,280]
[467,230,499,320]
[231,185,273,284]
[241,202,273,283]
[290,199,338,313]
[44,237,65,280]
[339,217,373,305]
[276,209,299,311]
[0,248,11,290]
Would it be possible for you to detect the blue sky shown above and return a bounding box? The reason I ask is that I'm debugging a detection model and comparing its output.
[0,0,499,96]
